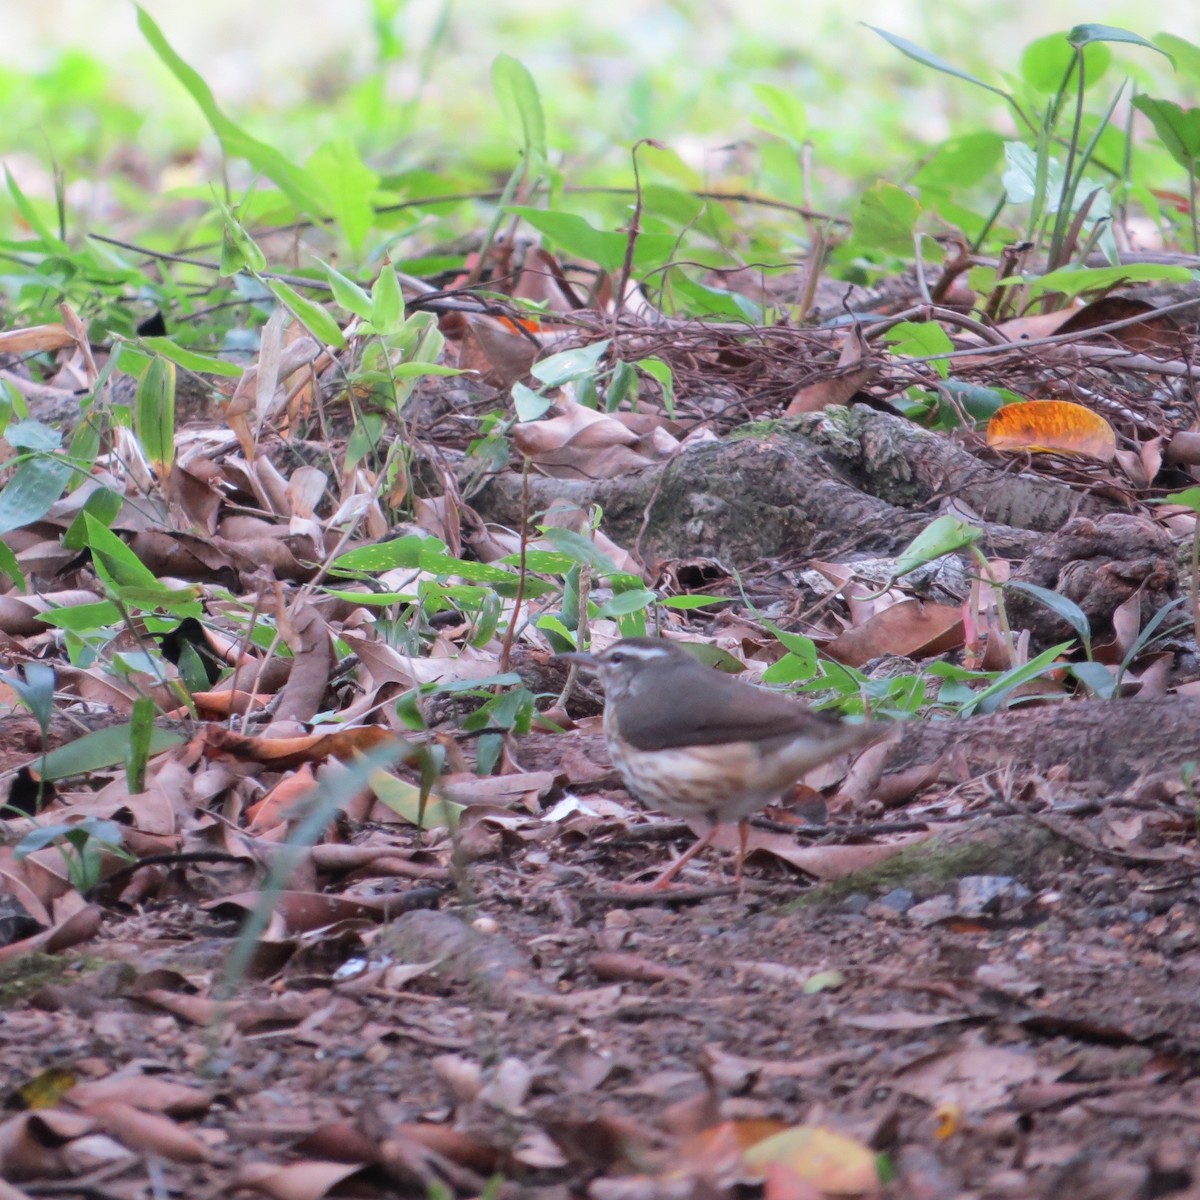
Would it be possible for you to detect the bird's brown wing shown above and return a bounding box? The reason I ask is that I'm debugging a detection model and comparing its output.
[617,668,845,751]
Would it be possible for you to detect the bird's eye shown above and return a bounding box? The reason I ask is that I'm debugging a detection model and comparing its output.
[608,651,625,664]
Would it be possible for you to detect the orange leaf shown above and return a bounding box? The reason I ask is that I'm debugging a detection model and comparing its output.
[986,400,1116,461]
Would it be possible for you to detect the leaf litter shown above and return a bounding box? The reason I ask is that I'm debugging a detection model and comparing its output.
[4,58,1200,1200]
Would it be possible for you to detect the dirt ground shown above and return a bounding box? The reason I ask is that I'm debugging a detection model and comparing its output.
[4,713,1200,1200]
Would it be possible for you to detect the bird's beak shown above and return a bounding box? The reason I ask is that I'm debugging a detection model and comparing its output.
[556,650,598,670]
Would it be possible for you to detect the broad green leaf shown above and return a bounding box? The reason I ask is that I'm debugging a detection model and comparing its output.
[1132,97,1200,171]
[883,322,954,379]
[83,514,159,589]
[38,723,185,781]
[1151,486,1200,512]
[865,26,1009,99]
[1155,33,1200,79]
[267,279,347,348]
[0,455,73,534]
[63,488,123,551]
[751,83,807,143]
[306,137,379,251]
[1013,262,1191,299]
[507,206,674,272]
[135,357,176,477]
[595,588,657,617]
[637,357,676,417]
[370,769,463,828]
[895,515,981,577]
[512,381,552,421]
[4,421,62,452]
[537,527,619,573]
[330,536,434,573]
[39,600,122,631]
[913,132,1005,189]
[492,54,547,161]
[1069,661,1118,699]
[1021,32,1111,93]
[531,340,611,387]
[850,182,920,256]
[140,337,243,377]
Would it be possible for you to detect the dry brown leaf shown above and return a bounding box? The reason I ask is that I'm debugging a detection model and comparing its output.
[786,327,877,415]
[0,324,76,354]
[987,400,1116,461]
[233,1159,368,1200]
[824,600,964,667]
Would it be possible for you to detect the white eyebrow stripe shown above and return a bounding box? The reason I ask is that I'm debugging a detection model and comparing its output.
[604,645,671,660]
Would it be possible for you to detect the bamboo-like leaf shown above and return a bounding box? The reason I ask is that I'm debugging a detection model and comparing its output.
[135,357,176,479]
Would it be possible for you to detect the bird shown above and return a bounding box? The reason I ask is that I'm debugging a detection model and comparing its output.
[560,637,890,891]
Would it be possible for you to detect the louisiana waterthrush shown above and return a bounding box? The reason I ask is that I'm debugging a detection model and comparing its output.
[562,637,889,890]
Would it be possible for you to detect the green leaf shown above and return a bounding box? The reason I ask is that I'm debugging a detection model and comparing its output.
[370,769,463,828]
[894,515,982,577]
[266,279,347,348]
[1005,580,1092,654]
[1132,97,1200,171]
[850,182,920,257]
[83,514,159,589]
[5,167,67,251]
[140,337,243,378]
[306,137,379,251]
[913,132,1005,189]
[507,207,674,273]
[136,6,331,215]
[637,358,676,417]
[751,83,807,143]
[960,642,1075,716]
[1068,24,1168,55]
[1013,262,1192,299]
[512,381,552,421]
[320,260,374,320]
[38,723,185,781]
[492,54,547,161]
[658,595,725,609]
[883,322,955,379]
[865,26,1009,99]
[1151,486,1200,513]
[0,540,24,589]
[126,696,155,793]
[595,588,657,617]
[371,264,405,333]
[4,421,62,452]
[0,455,73,534]
[1021,32,1111,93]
[39,600,122,631]
[5,662,56,735]
[63,488,123,551]
[1155,33,1200,80]
[218,204,267,275]
[330,536,435,574]
[135,357,176,477]
[531,340,611,386]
